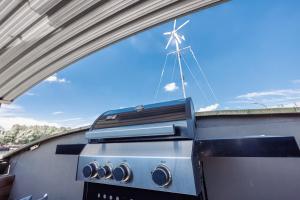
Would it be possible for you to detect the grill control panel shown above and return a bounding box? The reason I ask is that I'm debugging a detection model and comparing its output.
[77,141,201,196]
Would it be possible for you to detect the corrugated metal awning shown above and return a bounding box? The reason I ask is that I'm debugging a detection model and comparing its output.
[0,0,225,104]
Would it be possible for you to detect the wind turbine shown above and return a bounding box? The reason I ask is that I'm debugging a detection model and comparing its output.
[164,19,189,98]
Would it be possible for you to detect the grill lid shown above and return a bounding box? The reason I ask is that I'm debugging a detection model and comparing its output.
[88,98,196,140]
[91,98,192,130]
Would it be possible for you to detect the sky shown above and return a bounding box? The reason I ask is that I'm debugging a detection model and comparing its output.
[1,0,300,130]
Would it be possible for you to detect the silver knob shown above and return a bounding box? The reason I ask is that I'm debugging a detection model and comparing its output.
[82,162,99,178]
[98,165,112,179]
[152,165,172,187]
[113,163,131,182]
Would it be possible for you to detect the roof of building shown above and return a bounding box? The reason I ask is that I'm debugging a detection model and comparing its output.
[196,107,300,117]
[0,0,225,104]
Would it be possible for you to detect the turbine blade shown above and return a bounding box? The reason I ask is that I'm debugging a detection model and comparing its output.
[173,19,176,31]
[165,35,173,49]
[177,33,185,41]
[176,20,190,31]
[174,32,181,44]
[163,32,171,35]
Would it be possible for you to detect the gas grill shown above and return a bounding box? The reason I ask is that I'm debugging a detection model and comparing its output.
[73,98,300,200]
[76,98,204,199]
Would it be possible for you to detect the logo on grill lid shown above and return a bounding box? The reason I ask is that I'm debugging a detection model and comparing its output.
[105,115,118,120]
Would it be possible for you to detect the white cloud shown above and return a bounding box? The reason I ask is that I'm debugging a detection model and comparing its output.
[236,89,300,100]
[164,82,179,92]
[44,74,69,83]
[0,104,22,110]
[0,117,59,130]
[56,117,82,122]
[292,80,300,84]
[198,103,219,112]
[0,103,94,131]
[0,104,23,117]
[234,88,300,108]
[25,92,37,96]
[52,111,64,115]
[53,117,93,129]
[0,104,59,130]
[0,116,92,131]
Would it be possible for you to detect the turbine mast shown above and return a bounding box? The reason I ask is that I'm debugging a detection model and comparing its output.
[175,40,186,98]
[164,19,189,98]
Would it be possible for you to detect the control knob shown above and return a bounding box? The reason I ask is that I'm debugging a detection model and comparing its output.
[113,164,131,182]
[98,165,112,179]
[82,162,99,178]
[152,165,171,187]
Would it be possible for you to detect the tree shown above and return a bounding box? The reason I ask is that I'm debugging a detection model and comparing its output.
[0,126,4,134]
[0,125,69,145]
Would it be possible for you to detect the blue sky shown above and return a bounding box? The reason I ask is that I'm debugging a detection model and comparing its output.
[1,0,300,129]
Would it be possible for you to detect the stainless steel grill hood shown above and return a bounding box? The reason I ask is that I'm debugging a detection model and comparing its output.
[86,98,196,141]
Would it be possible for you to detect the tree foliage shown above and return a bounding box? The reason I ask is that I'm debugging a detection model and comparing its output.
[0,125,69,145]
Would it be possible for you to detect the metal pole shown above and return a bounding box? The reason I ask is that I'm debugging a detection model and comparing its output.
[175,41,186,98]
